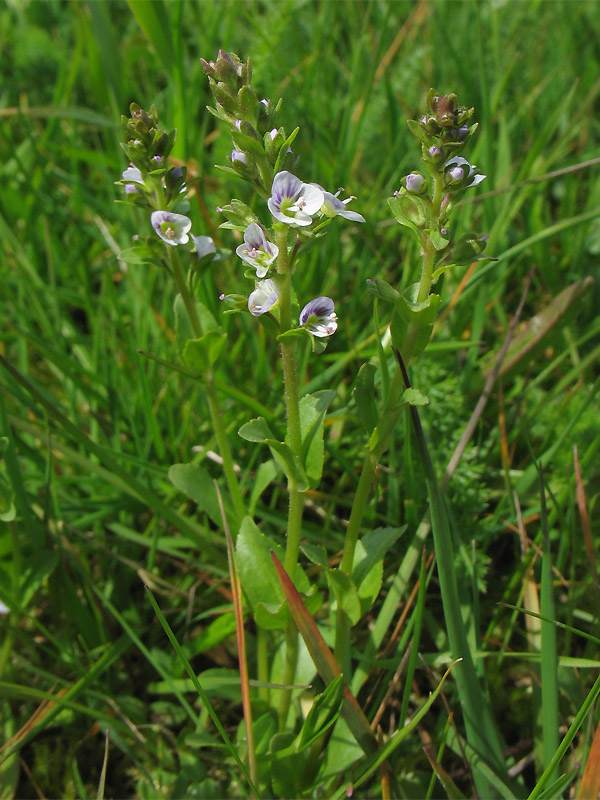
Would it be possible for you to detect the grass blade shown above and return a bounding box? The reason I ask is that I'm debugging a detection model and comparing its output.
[393,348,511,797]
[538,465,559,783]
[145,586,259,798]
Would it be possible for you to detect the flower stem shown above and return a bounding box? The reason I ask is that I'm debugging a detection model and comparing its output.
[170,250,246,523]
[273,226,306,727]
[335,172,446,663]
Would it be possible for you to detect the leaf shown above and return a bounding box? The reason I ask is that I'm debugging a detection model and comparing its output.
[352,527,405,616]
[239,417,308,491]
[395,283,441,326]
[236,517,285,613]
[248,459,279,516]
[326,570,362,626]
[402,387,429,406]
[301,543,329,569]
[390,310,433,362]
[168,463,231,528]
[118,244,157,267]
[294,390,336,488]
[236,517,320,631]
[21,550,60,608]
[174,295,195,358]
[297,675,345,751]
[182,332,227,372]
[352,525,407,587]
[189,613,237,654]
[353,363,378,435]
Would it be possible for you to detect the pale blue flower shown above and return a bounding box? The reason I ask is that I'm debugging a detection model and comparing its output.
[191,235,218,261]
[122,164,143,194]
[444,156,486,189]
[248,279,278,316]
[231,150,248,165]
[299,296,338,337]
[236,223,278,278]
[150,210,192,246]
[268,171,324,226]
[311,184,366,222]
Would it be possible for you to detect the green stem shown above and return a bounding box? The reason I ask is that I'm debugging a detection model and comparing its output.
[335,172,447,661]
[273,226,306,728]
[170,250,246,523]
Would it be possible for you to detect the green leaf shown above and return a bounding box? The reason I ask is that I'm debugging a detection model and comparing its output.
[301,543,329,569]
[297,675,345,751]
[118,244,157,267]
[168,463,231,528]
[248,459,279,516]
[21,550,60,608]
[326,570,361,626]
[253,600,288,631]
[352,527,405,616]
[388,193,428,228]
[189,613,237,654]
[182,331,227,372]
[277,327,311,344]
[402,387,429,406]
[236,518,319,630]
[174,295,195,358]
[294,390,336,489]
[236,517,285,613]
[353,363,378,435]
[366,277,400,304]
[239,417,308,491]
[390,309,433,362]
[429,229,450,251]
[396,283,441,327]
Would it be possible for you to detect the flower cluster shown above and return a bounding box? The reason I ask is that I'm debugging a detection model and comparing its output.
[201,50,366,344]
[386,88,489,276]
[118,104,219,268]
[234,169,363,338]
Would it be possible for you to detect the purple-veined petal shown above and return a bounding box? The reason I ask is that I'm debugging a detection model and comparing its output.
[150,210,192,246]
[299,296,338,337]
[248,279,278,316]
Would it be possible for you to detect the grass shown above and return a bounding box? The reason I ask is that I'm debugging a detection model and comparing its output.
[1,0,600,797]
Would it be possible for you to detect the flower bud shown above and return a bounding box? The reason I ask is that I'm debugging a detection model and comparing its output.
[231,150,258,180]
[448,232,489,265]
[404,172,427,194]
[445,165,465,186]
[211,79,238,115]
[425,145,445,164]
[238,85,259,127]
[264,127,285,162]
[216,50,239,89]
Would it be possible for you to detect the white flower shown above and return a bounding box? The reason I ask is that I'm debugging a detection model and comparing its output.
[299,296,338,337]
[150,210,192,246]
[191,235,218,261]
[311,184,366,223]
[236,223,278,278]
[122,164,144,194]
[248,279,278,316]
[268,171,324,226]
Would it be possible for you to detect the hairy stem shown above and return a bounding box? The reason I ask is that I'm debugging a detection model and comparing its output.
[273,226,306,727]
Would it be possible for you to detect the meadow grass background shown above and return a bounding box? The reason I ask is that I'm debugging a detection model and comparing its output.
[1,0,600,797]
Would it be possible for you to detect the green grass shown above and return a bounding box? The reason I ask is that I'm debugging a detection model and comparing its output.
[1,1,600,797]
